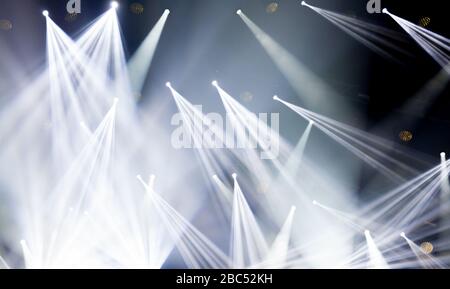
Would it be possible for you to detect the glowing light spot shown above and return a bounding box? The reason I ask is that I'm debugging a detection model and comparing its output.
[266,2,279,14]
[399,130,413,142]
[418,17,431,28]
[236,9,242,15]
[420,242,433,254]
[42,10,49,17]
[0,19,12,31]
[111,1,119,9]
[130,2,144,15]
[240,91,253,102]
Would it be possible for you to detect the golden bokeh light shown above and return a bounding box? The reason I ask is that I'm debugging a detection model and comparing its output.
[399,130,413,142]
[266,2,279,14]
[130,2,145,15]
[418,17,431,28]
[0,19,13,31]
[420,242,433,254]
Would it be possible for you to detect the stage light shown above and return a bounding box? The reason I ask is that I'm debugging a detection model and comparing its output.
[236,9,242,15]
[42,10,49,17]
[418,17,431,28]
[301,1,306,6]
[266,2,279,14]
[364,229,370,235]
[309,120,314,125]
[164,9,170,14]
[232,173,237,179]
[273,95,279,101]
[212,80,218,87]
[165,81,171,87]
[113,97,119,104]
[212,174,218,179]
[420,242,433,254]
[312,200,318,205]
[111,1,119,9]
[400,232,406,238]
[130,2,144,14]
[382,8,388,14]
[399,130,413,142]
[441,152,446,158]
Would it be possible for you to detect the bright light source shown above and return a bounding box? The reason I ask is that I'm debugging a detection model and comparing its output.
[273,95,279,101]
[400,232,406,238]
[212,80,218,86]
[165,81,171,87]
[364,229,370,235]
[301,1,307,6]
[232,173,237,179]
[309,120,314,125]
[236,9,242,15]
[312,200,317,205]
[212,174,218,179]
[113,97,119,104]
[382,8,388,14]
[111,1,119,9]
[441,152,446,158]
[164,9,170,14]
[42,10,49,17]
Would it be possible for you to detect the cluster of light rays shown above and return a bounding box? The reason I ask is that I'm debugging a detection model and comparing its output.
[301,1,412,61]
[383,9,450,72]
[0,3,449,269]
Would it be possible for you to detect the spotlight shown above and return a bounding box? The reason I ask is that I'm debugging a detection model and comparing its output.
[301,1,307,6]
[312,200,317,205]
[212,174,218,179]
[382,8,388,14]
[211,80,218,87]
[236,9,242,15]
[441,152,446,158]
[364,229,370,235]
[400,232,406,238]
[309,120,314,125]
[111,1,119,9]
[42,10,49,17]
[232,173,237,179]
[113,97,119,104]
[165,81,171,87]
[164,9,170,14]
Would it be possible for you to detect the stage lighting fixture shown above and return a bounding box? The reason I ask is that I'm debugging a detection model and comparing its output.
[399,130,413,142]
[309,120,314,125]
[42,10,49,17]
[418,17,431,28]
[364,229,370,235]
[266,2,279,14]
[236,9,242,15]
[420,242,434,254]
[382,8,388,14]
[212,80,218,86]
[273,95,279,101]
[111,1,119,9]
[441,152,446,158]
[301,1,306,6]
[164,9,170,14]
[130,2,144,14]
[400,232,406,238]
[165,82,171,87]
[212,174,218,179]
[232,173,237,179]
[312,200,318,205]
